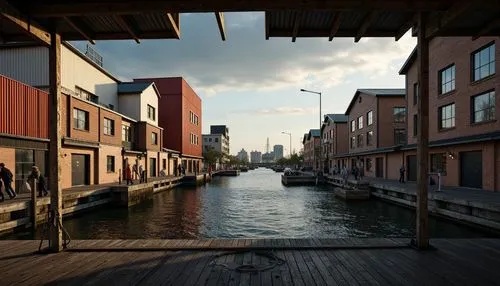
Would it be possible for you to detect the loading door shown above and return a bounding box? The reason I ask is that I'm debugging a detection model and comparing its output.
[375,157,384,178]
[407,155,417,182]
[460,151,482,189]
[72,154,89,186]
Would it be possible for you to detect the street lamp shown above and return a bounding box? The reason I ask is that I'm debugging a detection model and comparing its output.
[281,131,292,158]
[300,89,323,172]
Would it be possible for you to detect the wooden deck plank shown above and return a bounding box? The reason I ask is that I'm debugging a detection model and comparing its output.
[291,248,316,285]
[299,249,327,286]
[324,248,360,285]
[314,248,348,285]
[238,249,254,286]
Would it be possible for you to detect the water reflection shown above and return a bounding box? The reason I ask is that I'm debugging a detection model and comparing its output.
[2,168,496,239]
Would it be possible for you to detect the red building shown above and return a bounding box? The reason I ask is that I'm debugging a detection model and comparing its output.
[134,77,203,173]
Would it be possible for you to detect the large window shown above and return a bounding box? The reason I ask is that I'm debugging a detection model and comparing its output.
[367,111,373,126]
[122,125,133,142]
[106,156,115,172]
[103,118,114,136]
[366,131,373,146]
[430,153,447,175]
[75,86,98,103]
[351,120,356,132]
[439,103,456,129]
[413,83,419,105]
[394,129,406,145]
[73,108,89,131]
[472,43,495,82]
[152,132,158,145]
[439,65,456,94]
[393,107,406,123]
[413,114,418,137]
[472,91,496,123]
[358,116,363,129]
[357,134,364,148]
[147,104,156,121]
[350,136,356,148]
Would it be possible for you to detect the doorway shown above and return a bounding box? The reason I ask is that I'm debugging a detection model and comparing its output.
[375,157,384,178]
[407,155,417,181]
[71,154,90,186]
[460,151,482,188]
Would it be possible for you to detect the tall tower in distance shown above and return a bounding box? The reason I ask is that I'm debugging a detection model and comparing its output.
[266,137,270,154]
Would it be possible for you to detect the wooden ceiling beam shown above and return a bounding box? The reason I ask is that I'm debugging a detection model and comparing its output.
[215,12,226,41]
[166,12,180,39]
[0,1,51,45]
[63,16,95,44]
[472,15,500,40]
[25,1,454,17]
[425,0,474,38]
[112,15,140,43]
[355,11,379,42]
[395,13,416,41]
[328,13,342,41]
[291,11,303,42]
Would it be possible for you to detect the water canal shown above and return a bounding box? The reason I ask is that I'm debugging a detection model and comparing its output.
[4,168,495,240]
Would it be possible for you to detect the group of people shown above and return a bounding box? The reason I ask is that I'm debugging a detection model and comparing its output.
[331,164,364,181]
[0,163,48,203]
[124,162,146,185]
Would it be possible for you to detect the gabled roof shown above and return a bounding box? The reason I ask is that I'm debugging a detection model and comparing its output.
[321,114,348,131]
[302,133,308,144]
[117,82,161,98]
[345,88,405,115]
[399,47,417,75]
[307,129,320,140]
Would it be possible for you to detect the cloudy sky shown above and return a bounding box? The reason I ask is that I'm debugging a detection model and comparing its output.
[73,12,415,156]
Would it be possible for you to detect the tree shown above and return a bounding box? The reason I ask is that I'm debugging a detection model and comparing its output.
[203,148,221,165]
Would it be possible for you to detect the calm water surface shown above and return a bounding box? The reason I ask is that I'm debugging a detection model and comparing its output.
[4,168,495,239]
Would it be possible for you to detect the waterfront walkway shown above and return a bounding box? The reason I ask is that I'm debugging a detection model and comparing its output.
[1,238,500,285]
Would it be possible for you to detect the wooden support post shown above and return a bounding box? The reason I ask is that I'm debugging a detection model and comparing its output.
[30,179,37,231]
[49,29,63,252]
[416,12,430,250]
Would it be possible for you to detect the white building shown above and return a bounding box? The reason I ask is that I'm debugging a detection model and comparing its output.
[250,151,262,163]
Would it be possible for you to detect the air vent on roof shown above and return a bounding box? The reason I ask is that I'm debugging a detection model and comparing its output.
[85,44,103,67]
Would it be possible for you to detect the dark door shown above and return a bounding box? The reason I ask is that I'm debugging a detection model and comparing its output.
[460,151,482,188]
[72,154,89,186]
[407,155,417,181]
[375,157,384,178]
[150,158,157,177]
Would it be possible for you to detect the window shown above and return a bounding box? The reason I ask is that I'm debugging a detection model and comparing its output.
[152,132,158,145]
[209,138,212,142]
[367,111,373,126]
[413,83,419,105]
[439,103,455,129]
[350,136,356,148]
[75,86,98,103]
[393,107,406,123]
[366,131,373,146]
[122,125,133,142]
[413,114,418,137]
[357,134,364,148]
[106,156,115,173]
[103,118,114,136]
[358,116,363,129]
[366,158,372,172]
[73,108,89,130]
[472,90,495,123]
[472,43,495,81]
[351,120,356,132]
[439,65,456,94]
[215,138,219,143]
[394,129,406,145]
[430,153,447,175]
[204,137,207,142]
[147,105,156,121]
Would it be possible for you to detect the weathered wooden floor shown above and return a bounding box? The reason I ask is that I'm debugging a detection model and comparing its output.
[1,238,500,285]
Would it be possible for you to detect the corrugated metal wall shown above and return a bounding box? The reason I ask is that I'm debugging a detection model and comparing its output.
[0,47,49,87]
[0,75,49,139]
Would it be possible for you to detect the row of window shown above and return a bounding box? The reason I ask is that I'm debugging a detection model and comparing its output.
[190,133,199,145]
[438,43,495,95]
[204,137,219,143]
[350,110,375,132]
[350,129,406,149]
[189,111,200,126]
[434,90,496,131]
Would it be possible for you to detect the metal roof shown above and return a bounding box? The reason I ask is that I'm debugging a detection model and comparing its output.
[117,82,152,94]
[399,47,418,75]
[345,88,405,115]
[308,129,321,139]
[325,114,348,123]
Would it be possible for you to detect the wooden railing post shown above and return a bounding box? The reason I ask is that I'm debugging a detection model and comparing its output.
[31,179,37,231]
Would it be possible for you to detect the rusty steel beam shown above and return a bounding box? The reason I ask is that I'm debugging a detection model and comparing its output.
[63,16,95,44]
[328,13,342,41]
[112,15,140,43]
[355,11,379,42]
[215,12,226,41]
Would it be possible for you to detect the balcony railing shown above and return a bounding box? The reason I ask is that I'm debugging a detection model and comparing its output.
[122,141,136,150]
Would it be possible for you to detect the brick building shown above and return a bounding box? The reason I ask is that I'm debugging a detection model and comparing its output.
[0,43,179,189]
[400,37,499,190]
[134,77,203,174]
[302,129,320,170]
[320,114,348,173]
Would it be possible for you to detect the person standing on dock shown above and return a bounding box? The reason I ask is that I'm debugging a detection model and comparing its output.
[28,165,48,197]
[126,164,133,185]
[399,164,406,184]
[139,164,144,183]
[0,163,16,200]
